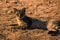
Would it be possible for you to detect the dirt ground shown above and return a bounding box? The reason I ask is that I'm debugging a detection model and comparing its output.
[0,0,60,40]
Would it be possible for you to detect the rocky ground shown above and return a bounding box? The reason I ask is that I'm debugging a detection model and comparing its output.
[0,0,60,40]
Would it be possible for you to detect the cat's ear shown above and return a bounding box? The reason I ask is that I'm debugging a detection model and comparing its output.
[13,8,18,13]
[19,8,26,17]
